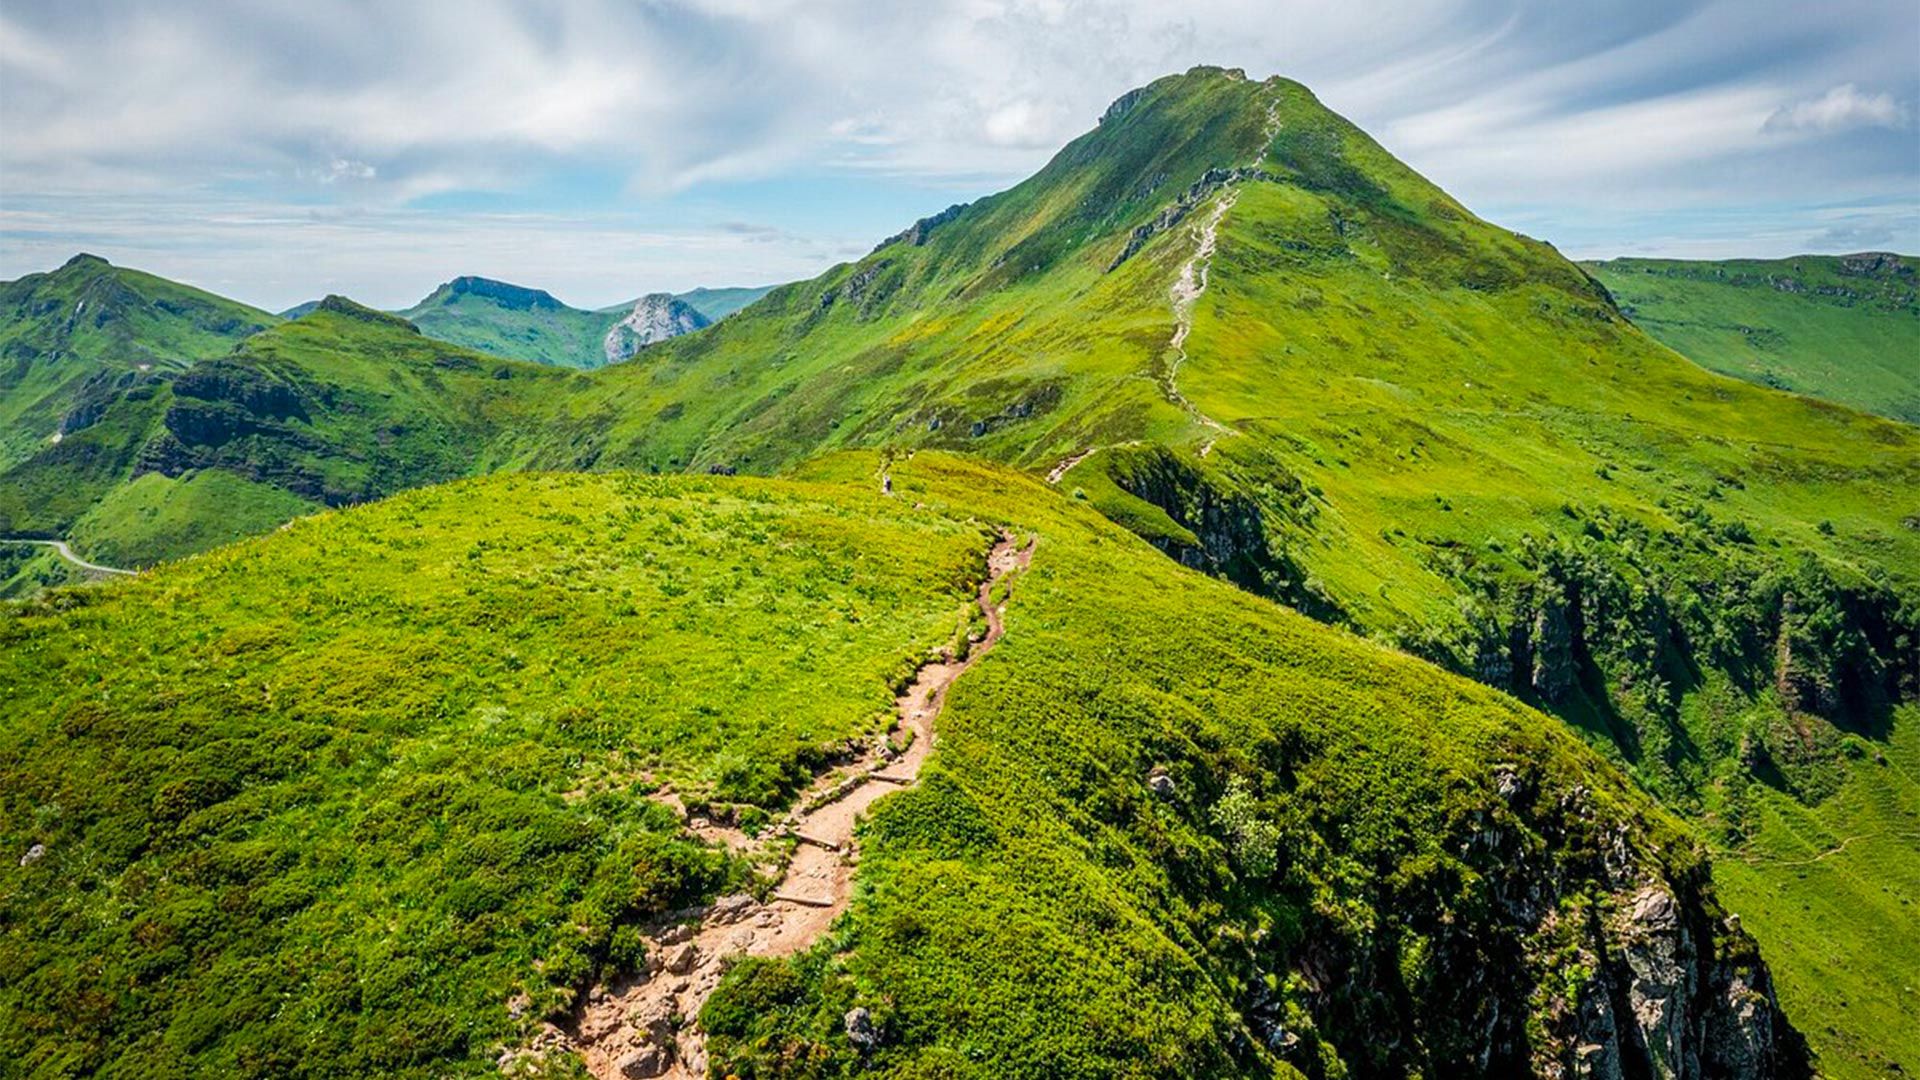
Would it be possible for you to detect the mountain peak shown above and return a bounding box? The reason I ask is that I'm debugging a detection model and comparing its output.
[433,275,565,312]
[316,294,422,333]
[61,252,111,271]
[602,292,708,363]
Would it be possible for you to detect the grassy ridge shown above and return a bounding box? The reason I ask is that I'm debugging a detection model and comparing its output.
[700,454,1789,1077]
[0,468,987,1076]
[0,254,276,467]
[1586,254,1920,423]
[2,455,1791,1077]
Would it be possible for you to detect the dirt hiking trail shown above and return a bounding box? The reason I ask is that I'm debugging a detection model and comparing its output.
[509,530,1033,1079]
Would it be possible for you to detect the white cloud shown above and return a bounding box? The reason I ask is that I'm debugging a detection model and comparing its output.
[317,158,377,184]
[981,100,1060,147]
[1763,83,1909,134]
[1,0,1916,297]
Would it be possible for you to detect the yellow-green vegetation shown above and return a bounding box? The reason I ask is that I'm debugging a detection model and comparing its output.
[1,67,1914,1069]
[0,467,990,1076]
[1711,706,1920,1079]
[1586,254,1920,423]
[0,254,277,467]
[3,455,1796,1078]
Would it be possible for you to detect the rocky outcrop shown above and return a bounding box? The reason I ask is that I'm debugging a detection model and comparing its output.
[1100,86,1147,125]
[602,294,709,364]
[1529,880,1796,1080]
[873,202,970,252]
[1108,165,1281,271]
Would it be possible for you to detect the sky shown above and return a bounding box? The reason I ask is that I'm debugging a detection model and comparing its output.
[2,0,1917,312]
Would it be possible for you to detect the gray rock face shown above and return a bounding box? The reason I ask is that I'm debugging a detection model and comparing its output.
[1147,765,1177,798]
[603,294,710,364]
[845,1006,879,1051]
[1537,881,1792,1080]
[615,1044,671,1078]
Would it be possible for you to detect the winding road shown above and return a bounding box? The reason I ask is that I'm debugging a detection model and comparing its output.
[0,538,134,577]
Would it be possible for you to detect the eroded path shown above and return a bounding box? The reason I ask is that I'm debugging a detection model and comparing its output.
[1161,190,1235,433]
[514,530,1034,1079]
[1046,93,1285,484]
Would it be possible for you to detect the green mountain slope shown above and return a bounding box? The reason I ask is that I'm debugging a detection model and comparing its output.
[0,254,277,468]
[599,284,778,322]
[398,278,770,370]
[399,276,614,369]
[1,454,1801,1078]
[0,296,584,566]
[1585,254,1920,423]
[2,69,1914,1070]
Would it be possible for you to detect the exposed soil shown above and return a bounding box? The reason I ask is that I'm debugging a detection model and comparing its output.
[510,530,1033,1079]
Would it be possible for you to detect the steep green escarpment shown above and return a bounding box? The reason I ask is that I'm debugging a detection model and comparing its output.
[0,254,277,467]
[1,456,1801,1077]
[697,455,1803,1078]
[1585,254,1920,423]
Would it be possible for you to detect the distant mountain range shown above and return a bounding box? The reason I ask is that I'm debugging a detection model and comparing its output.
[275,278,776,369]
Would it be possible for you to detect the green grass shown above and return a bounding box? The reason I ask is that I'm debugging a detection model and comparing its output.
[400,277,614,370]
[0,467,989,1077]
[67,469,316,568]
[0,254,277,468]
[2,453,1791,1078]
[1586,255,1920,423]
[1711,704,1920,1080]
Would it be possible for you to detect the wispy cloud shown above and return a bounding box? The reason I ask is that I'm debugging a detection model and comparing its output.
[1764,83,1910,134]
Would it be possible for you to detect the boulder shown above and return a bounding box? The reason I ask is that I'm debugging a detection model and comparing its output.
[1147,765,1177,798]
[845,1006,880,1051]
[615,1044,672,1079]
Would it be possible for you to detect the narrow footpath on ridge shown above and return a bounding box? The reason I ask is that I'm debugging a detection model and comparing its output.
[1047,91,1283,486]
[510,529,1035,1080]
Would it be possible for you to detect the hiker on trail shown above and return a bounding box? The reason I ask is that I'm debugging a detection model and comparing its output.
[882,473,892,495]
